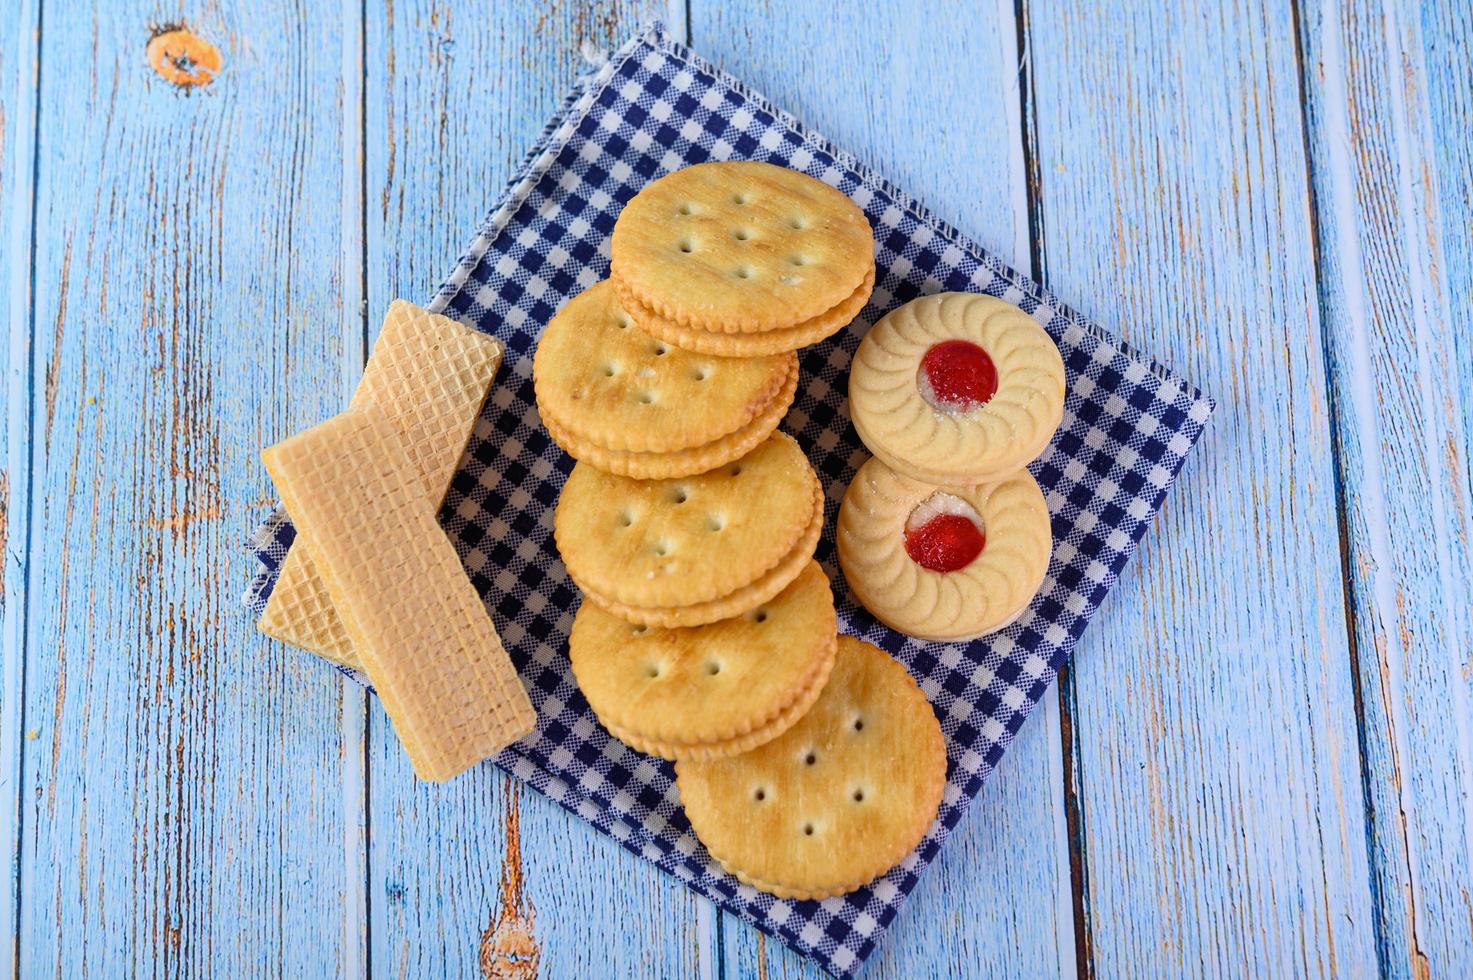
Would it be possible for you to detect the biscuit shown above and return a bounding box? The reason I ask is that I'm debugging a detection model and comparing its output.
[849,292,1065,486]
[539,347,798,479]
[262,406,535,782]
[259,300,504,667]
[604,657,827,762]
[676,635,946,900]
[571,560,837,760]
[619,266,874,357]
[577,477,823,629]
[611,162,875,333]
[533,280,794,453]
[554,432,820,611]
[837,456,1051,641]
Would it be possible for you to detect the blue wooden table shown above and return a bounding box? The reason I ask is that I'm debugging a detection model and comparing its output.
[3,1,1470,976]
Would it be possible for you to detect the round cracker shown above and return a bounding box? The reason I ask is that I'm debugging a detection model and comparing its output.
[849,292,1066,486]
[571,560,837,755]
[676,635,947,900]
[579,479,823,628]
[604,640,834,761]
[533,280,792,453]
[611,162,875,333]
[837,456,1052,641]
[554,432,820,609]
[539,354,797,479]
[618,266,874,357]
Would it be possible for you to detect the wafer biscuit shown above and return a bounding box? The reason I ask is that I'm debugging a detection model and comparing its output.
[676,636,946,899]
[611,162,875,333]
[554,432,820,610]
[539,356,797,479]
[837,456,1051,641]
[619,266,874,357]
[571,560,837,760]
[849,292,1065,486]
[533,280,792,453]
[259,301,504,667]
[263,407,535,782]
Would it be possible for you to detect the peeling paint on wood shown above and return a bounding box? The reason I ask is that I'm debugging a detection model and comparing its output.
[145,24,222,90]
[480,778,540,979]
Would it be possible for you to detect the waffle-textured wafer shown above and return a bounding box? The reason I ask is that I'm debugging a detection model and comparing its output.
[554,432,820,610]
[619,266,873,357]
[539,356,798,479]
[259,300,504,667]
[611,162,875,333]
[849,293,1065,486]
[533,280,793,453]
[676,636,946,900]
[571,560,837,760]
[837,456,1052,641]
[263,407,535,782]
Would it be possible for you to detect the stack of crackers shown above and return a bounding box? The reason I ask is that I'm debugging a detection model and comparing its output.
[258,301,535,782]
[537,162,947,900]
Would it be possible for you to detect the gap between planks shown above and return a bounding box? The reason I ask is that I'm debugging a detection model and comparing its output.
[1,1,44,976]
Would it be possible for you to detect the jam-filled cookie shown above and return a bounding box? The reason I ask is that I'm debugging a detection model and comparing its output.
[837,456,1051,641]
[848,292,1065,486]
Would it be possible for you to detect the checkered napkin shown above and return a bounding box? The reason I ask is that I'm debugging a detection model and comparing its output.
[245,23,1212,976]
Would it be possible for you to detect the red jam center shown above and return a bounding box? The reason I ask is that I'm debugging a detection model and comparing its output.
[904,514,986,573]
[919,339,998,411]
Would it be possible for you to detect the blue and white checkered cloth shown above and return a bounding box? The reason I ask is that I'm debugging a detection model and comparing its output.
[245,23,1212,977]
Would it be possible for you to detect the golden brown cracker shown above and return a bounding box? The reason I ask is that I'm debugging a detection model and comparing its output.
[577,475,823,629]
[611,162,875,333]
[554,432,820,609]
[571,561,837,758]
[533,280,793,452]
[676,636,946,899]
[538,345,798,479]
[618,265,874,357]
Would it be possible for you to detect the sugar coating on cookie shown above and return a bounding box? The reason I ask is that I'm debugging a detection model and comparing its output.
[837,456,1052,641]
[534,280,794,453]
[554,432,821,610]
[570,560,837,758]
[849,292,1065,487]
[611,161,875,333]
[676,635,946,900]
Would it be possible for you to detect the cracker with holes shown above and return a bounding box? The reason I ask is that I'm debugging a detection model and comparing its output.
[676,635,946,900]
[837,456,1052,641]
[610,162,875,353]
[554,432,823,628]
[535,281,798,477]
[849,292,1066,486]
[570,560,837,761]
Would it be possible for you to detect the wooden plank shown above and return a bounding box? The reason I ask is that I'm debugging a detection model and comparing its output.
[361,4,709,977]
[16,4,355,975]
[1024,0,1379,973]
[689,2,1077,975]
[1298,0,1473,973]
[1419,4,1473,451]
[1,1,41,972]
